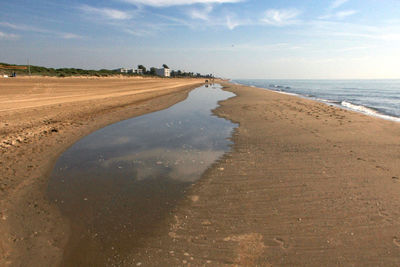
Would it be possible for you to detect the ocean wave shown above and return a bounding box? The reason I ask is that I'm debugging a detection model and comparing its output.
[341,101,379,115]
[318,99,341,104]
[341,101,400,122]
[235,79,400,122]
[276,91,299,96]
[268,84,291,90]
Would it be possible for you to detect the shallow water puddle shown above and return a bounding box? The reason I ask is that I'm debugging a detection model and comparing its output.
[47,84,236,265]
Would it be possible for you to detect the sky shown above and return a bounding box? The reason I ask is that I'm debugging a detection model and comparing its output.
[1,0,400,79]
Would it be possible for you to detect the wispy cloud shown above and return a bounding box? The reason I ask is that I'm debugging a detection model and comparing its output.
[123,24,165,36]
[0,31,19,40]
[337,45,374,52]
[330,0,349,9]
[79,5,132,20]
[0,22,49,33]
[188,4,213,20]
[122,0,243,7]
[220,42,303,51]
[61,33,83,39]
[332,32,400,41]
[308,20,400,42]
[0,22,83,39]
[156,9,245,30]
[335,10,357,19]
[225,15,241,30]
[261,9,301,26]
[319,10,357,20]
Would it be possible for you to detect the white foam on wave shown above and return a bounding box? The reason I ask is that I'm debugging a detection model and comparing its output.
[341,101,400,122]
[318,98,341,104]
[341,101,379,115]
[275,91,299,96]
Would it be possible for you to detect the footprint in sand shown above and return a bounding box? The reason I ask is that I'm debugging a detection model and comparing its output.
[273,237,289,249]
[393,237,400,247]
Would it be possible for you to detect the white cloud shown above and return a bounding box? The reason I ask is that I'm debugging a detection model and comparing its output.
[261,9,301,26]
[330,0,349,9]
[319,10,357,20]
[0,31,18,40]
[335,10,357,19]
[122,0,242,7]
[61,33,83,39]
[188,5,213,20]
[79,5,132,20]
[226,15,241,30]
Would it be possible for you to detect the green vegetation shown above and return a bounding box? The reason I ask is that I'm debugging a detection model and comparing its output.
[0,62,120,77]
[0,62,213,78]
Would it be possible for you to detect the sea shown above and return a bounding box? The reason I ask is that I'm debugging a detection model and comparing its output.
[233,79,400,122]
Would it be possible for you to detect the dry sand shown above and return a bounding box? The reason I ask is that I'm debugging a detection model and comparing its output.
[1,78,400,266]
[0,76,203,266]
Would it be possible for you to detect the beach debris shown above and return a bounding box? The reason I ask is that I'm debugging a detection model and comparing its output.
[190,195,199,202]
[201,220,212,226]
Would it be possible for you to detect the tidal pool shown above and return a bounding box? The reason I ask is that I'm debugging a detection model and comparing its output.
[47,84,236,265]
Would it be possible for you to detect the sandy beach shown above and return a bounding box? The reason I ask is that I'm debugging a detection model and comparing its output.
[125,82,400,266]
[0,76,204,266]
[1,78,400,266]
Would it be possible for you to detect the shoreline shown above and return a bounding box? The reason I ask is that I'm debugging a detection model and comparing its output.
[0,77,204,266]
[122,81,400,266]
[1,79,400,265]
[232,80,400,123]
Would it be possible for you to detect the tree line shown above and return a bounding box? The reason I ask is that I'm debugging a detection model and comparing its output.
[137,64,213,78]
[0,62,213,78]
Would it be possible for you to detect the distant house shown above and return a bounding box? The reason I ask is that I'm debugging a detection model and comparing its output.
[127,69,135,74]
[156,67,170,77]
[114,68,129,73]
[135,69,143,74]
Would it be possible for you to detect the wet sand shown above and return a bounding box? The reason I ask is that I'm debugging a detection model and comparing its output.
[0,76,203,266]
[126,82,400,266]
[1,79,400,266]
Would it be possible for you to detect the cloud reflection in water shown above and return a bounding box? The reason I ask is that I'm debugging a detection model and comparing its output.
[47,84,237,266]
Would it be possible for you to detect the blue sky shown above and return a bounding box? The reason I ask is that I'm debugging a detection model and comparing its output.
[1,0,400,78]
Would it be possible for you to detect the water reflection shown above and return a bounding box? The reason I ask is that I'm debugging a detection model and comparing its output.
[47,84,236,266]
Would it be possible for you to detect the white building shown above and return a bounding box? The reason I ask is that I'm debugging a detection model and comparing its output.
[114,68,129,73]
[156,67,170,77]
[135,69,143,74]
